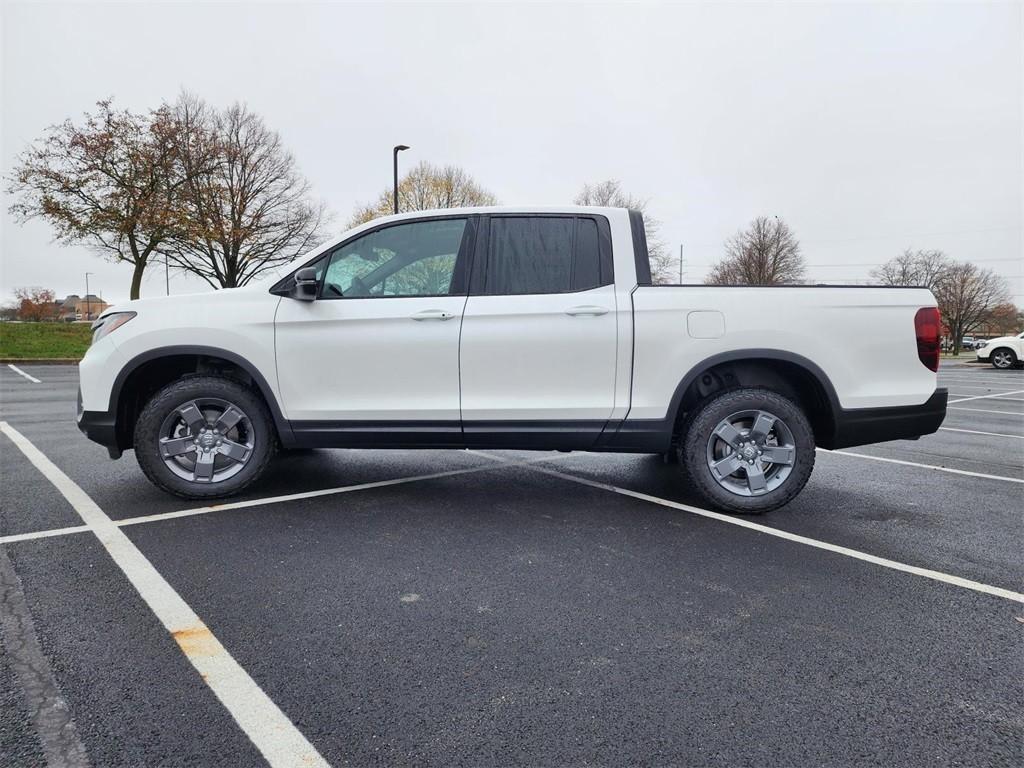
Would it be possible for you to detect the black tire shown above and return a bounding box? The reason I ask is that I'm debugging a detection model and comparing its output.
[990,348,1017,369]
[679,387,815,514]
[134,375,276,499]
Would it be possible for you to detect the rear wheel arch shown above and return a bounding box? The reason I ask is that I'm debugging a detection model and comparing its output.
[110,346,292,451]
[667,350,840,449]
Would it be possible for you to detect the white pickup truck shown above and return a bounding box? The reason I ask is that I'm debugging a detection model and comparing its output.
[78,206,947,513]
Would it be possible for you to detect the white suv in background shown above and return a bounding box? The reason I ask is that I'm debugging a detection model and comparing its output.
[976,332,1024,369]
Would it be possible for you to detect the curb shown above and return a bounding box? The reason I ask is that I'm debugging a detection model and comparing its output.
[1,358,81,365]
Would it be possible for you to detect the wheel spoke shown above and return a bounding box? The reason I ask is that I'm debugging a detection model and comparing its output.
[760,445,795,465]
[177,402,208,434]
[713,421,744,449]
[215,406,244,433]
[750,412,775,442]
[217,438,250,463]
[711,454,744,478]
[745,462,768,494]
[193,451,215,481]
[159,436,196,458]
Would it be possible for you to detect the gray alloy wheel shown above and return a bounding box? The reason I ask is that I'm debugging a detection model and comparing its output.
[705,409,796,497]
[680,387,815,514]
[991,348,1016,369]
[158,398,255,483]
[134,375,275,499]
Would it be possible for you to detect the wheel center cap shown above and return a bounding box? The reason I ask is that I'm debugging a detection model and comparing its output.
[741,445,756,459]
[199,433,217,448]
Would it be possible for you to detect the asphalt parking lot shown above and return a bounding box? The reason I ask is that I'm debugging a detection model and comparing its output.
[1,361,1021,767]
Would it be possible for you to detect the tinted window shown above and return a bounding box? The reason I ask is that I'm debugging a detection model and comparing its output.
[481,216,608,296]
[573,218,601,291]
[485,217,574,295]
[321,218,467,298]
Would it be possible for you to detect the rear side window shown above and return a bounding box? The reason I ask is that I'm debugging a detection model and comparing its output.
[476,216,611,296]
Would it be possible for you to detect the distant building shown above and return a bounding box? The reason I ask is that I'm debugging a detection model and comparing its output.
[57,294,109,322]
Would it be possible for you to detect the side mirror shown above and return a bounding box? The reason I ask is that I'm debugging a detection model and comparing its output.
[291,267,319,301]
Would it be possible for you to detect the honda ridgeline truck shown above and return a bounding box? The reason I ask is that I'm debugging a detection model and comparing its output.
[78,207,947,513]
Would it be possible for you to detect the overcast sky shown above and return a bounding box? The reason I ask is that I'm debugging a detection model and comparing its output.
[2,1,1021,305]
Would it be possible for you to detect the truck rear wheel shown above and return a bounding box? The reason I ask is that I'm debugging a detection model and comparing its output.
[134,375,276,499]
[679,387,815,514]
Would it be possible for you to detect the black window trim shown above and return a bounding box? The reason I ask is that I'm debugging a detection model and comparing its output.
[628,209,652,286]
[269,214,478,299]
[468,213,614,297]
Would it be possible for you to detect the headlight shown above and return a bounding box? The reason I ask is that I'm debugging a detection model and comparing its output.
[91,312,136,344]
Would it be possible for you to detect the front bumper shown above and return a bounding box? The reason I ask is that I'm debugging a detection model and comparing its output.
[77,387,121,458]
[829,388,947,449]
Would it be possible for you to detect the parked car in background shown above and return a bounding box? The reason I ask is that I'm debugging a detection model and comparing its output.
[976,332,1024,369]
[76,206,948,513]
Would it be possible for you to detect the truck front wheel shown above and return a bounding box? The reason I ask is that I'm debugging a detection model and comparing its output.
[134,375,276,499]
[680,387,815,514]
[990,348,1017,369]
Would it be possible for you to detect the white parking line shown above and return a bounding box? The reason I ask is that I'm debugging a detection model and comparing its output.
[949,406,1024,415]
[951,396,1024,403]
[939,427,1024,440]
[7,364,41,383]
[942,384,1015,390]
[948,389,1024,404]
[949,394,1024,402]
[471,452,1024,604]
[940,376,1024,385]
[818,448,1023,483]
[0,452,580,545]
[0,524,91,545]
[0,421,330,768]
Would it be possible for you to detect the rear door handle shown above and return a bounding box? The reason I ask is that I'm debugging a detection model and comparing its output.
[565,305,610,317]
[410,309,455,321]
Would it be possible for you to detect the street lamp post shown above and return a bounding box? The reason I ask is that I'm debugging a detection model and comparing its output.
[84,272,94,321]
[393,145,410,214]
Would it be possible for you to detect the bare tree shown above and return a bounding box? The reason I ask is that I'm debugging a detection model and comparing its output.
[574,180,676,283]
[870,249,1010,353]
[165,95,329,288]
[933,263,1010,354]
[706,217,806,285]
[350,161,497,227]
[870,248,952,291]
[7,101,186,299]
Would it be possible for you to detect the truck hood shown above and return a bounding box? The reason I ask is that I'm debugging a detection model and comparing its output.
[97,286,261,318]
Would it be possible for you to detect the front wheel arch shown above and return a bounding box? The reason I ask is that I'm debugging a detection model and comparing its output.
[111,347,292,451]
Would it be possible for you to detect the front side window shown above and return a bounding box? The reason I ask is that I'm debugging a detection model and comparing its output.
[479,216,610,296]
[321,218,468,298]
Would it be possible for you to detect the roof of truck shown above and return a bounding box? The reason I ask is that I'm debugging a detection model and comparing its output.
[361,205,629,223]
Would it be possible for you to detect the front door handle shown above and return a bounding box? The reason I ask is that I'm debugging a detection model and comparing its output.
[410,309,455,321]
[565,305,610,317]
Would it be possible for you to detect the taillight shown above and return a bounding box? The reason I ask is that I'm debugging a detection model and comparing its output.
[914,307,941,372]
